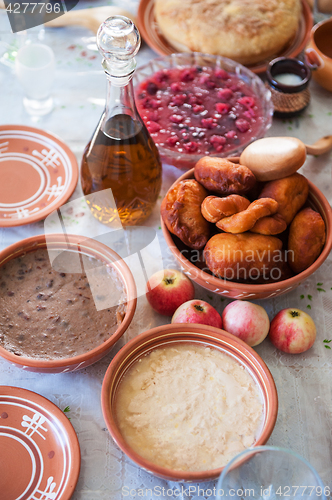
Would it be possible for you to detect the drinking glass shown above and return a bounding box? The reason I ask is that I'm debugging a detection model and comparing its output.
[216,446,327,500]
[15,42,55,115]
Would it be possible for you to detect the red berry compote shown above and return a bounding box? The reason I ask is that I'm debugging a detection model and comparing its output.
[135,65,265,165]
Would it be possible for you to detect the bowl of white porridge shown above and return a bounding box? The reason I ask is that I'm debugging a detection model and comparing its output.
[101,323,278,481]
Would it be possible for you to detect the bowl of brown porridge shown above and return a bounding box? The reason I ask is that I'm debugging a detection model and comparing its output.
[0,233,137,373]
[101,323,278,482]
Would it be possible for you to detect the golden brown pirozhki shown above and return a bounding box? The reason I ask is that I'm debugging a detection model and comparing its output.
[201,194,250,223]
[194,157,256,196]
[250,213,287,235]
[288,207,326,274]
[216,198,278,233]
[244,251,294,283]
[204,232,283,280]
[258,173,309,225]
[161,179,210,250]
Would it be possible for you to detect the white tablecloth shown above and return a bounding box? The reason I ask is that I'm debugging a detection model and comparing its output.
[1,2,332,498]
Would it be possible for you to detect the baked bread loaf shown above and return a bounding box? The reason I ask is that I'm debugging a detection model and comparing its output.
[155,0,301,65]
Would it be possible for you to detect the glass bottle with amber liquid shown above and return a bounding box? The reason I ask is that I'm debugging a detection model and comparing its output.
[81,16,162,226]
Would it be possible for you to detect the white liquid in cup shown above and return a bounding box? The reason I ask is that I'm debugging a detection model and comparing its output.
[15,43,55,115]
[274,73,304,86]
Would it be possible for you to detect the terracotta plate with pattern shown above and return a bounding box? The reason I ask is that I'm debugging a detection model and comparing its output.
[0,386,80,500]
[137,0,313,74]
[0,125,78,227]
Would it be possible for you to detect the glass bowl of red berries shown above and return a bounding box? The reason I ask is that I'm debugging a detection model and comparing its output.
[134,53,273,170]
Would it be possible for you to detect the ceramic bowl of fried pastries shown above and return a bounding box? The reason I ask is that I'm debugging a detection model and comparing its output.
[161,155,332,300]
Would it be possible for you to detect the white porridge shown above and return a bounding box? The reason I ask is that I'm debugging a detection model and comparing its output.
[115,343,264,471]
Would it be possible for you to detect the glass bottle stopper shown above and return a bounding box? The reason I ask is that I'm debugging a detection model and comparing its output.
[97,16,141,82]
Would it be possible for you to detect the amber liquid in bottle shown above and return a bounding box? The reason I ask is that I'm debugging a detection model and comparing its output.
[81,113,162,227]
[81,16,162,227]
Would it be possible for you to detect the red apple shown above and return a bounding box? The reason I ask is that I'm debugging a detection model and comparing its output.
[269,308,316,354]
[145,269,195,316]
[222,301,270,347]
[171,299,222,328]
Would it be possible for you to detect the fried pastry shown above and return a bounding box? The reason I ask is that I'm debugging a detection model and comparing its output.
[244,251,294,283]
[216,198,278,233]
[161,179,210,250]
[204,232,283,280]
[258,173,309,225]
[194,157,256,196]
[288,208,326,274]
[201,195,250,223]
[250,213,287,235]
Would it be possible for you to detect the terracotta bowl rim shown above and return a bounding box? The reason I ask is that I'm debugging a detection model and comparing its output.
[161,168,332,295]
[101,323,278,482]
[0,233,137,370]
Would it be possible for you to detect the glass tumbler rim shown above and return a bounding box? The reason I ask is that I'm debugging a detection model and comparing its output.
[217,445,326,500]
[16,42,55,70]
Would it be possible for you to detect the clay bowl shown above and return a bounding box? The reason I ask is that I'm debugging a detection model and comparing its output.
[101,323,278,482]
[161,169,332,300]
[0,234,137,373]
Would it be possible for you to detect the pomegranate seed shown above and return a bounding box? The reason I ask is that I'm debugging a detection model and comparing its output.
[150,99,160,109]
[215,103,230,114]
[201,118,217,129]
[180,68,196,82]
[155,69,169,83]
[217,88,233,100]
[147,121,161,133]
[200,75,216,89]
[170,114,184,124]
[166,135,179,146]
[170,82,182,92]
[215,68,229,80]
[141,97,151,109]
[170,94,187,106]
[225,130,237,139]
[244,109,256,119]
[235,119,250,133]
[238,96,255,108]
[210,134,226,152]
[184,141,198,152]
[148,111,159,121]
[210,135,226,146]
[193,105,204,113]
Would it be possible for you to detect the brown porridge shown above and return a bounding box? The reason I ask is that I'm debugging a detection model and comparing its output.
[0,248,127,359]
